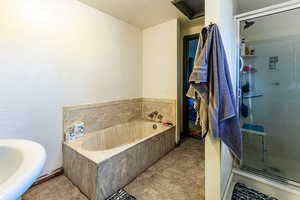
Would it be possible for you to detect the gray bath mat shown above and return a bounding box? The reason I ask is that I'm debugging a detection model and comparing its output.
[232,183,278,200]
[106,189,136,200]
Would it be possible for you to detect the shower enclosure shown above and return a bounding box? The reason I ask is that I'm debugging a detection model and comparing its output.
[237,3,300,186]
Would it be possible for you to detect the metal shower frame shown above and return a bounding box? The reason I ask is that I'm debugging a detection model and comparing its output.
[234,0,300,188]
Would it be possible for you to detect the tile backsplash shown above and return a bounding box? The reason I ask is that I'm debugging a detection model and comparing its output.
[142,98,176,124]
[63,98,176,140]
[63,99,142,135]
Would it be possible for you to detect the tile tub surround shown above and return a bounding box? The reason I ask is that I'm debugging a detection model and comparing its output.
[63,120,176,200]
[63,146,98,200]
[63,98,176,136]
[142,98,176,124]
[63,98,143,134]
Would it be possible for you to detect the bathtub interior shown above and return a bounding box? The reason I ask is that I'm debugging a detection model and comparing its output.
[81,120,169,151]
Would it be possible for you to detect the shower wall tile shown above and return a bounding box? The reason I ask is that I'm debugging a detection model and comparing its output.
[142,98,176,124]
[63,98,142,135]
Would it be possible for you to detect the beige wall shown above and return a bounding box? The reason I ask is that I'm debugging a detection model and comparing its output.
[142,19,178,99]
[142,19,179,142]
[0,0,142,175]
[181,18,205,37]
[181,24,202,36]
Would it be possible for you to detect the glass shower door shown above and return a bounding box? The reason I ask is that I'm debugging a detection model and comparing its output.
[239,8,300,184]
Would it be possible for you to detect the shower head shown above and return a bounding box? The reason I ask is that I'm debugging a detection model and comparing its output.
[244,20,255,30]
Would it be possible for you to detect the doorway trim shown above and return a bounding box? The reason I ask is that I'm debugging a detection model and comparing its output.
[182,33,200,138]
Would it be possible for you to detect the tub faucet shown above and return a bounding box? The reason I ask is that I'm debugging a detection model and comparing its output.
[157,114,163,122]
[148,111,159,120]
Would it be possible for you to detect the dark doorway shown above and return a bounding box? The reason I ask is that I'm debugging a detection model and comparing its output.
[182,33,201,139]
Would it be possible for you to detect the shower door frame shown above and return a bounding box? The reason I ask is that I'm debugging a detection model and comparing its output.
[234,0,300,187]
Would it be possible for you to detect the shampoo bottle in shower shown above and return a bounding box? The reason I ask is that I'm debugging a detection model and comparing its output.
[241,38,246,56]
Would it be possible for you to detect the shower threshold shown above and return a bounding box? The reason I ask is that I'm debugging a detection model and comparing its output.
[240,165,300,189]
[223,168,300,200]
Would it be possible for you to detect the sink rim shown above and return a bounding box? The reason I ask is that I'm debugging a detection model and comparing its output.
[0,145,24,185]
[0,139,46,200]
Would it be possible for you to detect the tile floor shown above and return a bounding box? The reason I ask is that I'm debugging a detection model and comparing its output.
[22,175,88,200]
[23,137,204,200]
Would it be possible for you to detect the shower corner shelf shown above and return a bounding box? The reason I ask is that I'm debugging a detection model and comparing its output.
[242,55,256,58]
[243,94,263,99]
[242,70,258,74]
[241,128,266,136]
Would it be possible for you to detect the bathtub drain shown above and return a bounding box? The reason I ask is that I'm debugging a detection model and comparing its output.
[152,124,158,130]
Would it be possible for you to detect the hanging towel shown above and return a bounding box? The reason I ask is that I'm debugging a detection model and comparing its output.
[186,24,243,162]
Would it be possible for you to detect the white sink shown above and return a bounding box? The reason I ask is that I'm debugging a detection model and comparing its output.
[0,139,46,200]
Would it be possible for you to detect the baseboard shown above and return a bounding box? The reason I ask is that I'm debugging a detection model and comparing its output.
[32,167,64,187]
